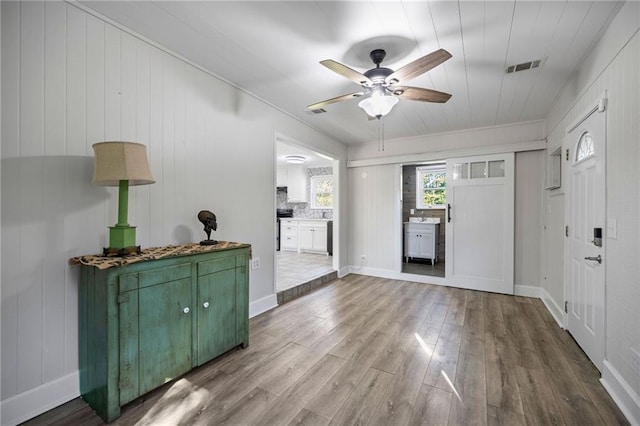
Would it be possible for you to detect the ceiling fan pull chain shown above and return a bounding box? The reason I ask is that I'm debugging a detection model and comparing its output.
[378,118,385,152]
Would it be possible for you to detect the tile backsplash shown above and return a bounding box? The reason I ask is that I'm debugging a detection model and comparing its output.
[277,166,333,219]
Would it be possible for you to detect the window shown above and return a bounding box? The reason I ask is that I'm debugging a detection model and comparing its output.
[416,165,446,209]
[575,131,594,162]
[310,175,333,209]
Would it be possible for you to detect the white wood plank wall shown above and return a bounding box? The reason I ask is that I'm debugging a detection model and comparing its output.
[0,2,347,423]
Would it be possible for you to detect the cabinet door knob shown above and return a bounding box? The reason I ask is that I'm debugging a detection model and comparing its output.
[183,307,190,314]
[203,301,210,308]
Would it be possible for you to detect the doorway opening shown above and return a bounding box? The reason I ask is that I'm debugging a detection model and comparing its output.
[275,138,338,300]
[400,163,446,277]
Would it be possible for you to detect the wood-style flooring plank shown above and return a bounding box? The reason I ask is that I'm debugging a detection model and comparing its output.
[409,384,452,425]
[329,368,395,426]
[255,354,345,425]
[369,339,433,426]
[23,276,628,426]
[306,330,390,419]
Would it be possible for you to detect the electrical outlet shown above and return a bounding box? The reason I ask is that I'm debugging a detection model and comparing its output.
[631,348,640,375]
[251,258,260,270]
[360,255,367,264]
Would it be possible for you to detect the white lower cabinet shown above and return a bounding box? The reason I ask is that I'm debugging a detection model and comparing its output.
[280,219,329,254]
[404,223,439,264]
[280,220,298,252]
[299,221,327,254]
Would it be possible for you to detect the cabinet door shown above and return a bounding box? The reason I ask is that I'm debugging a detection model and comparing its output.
[419,232,434,258]
[406,231,420,257]
[138,278,192,395]
[287,165,308,202]
[299,227,313,250]
[313,227,327,252]
[197,269,237,365]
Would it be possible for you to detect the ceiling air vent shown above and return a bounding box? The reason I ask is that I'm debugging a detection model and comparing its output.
[506,58,543,74]
[306,108,327,114]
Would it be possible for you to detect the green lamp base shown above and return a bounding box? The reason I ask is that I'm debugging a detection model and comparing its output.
[108,225,137,250]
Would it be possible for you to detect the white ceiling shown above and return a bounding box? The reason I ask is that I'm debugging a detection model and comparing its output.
[82,1,622,146]
[276,142,333,168]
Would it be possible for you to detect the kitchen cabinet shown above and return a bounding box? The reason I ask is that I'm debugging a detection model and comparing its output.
[277,166,288,187]
[298,220,328,254]
[280,219,298,251]
[76,243,250,422]
[286,165,308,203]
[404,223,439,264]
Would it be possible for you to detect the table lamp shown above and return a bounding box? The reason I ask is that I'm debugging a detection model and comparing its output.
[92,141,155,255]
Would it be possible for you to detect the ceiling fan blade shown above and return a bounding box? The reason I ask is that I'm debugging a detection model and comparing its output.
[307,92,364,110]
[320,60,373,87]
[391,86,452,103]
[385,49,452,84]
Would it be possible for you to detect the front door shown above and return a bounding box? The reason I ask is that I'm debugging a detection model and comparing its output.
[445,153,514,294]
[565,106,606,371]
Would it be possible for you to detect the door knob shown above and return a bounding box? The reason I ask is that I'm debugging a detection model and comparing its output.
[584,255,602,264]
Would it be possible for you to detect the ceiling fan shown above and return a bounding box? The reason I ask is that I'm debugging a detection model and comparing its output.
[307,48,452,119]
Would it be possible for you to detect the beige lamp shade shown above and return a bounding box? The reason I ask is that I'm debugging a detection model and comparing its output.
[92,141,155,186]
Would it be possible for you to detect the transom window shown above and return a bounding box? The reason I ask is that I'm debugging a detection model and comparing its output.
[416,164,446,209]
[310,175,333,209]
[575,131,594,162]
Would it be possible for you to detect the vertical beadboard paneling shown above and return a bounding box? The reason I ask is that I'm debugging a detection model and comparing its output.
[147,48,164,248]
[120,33,137,141]
[173,62,188,243]
[85,13,106,252]
[19,1,44,157]
[162,56,176,245]
[41,2,67,383]
[514,151,544,287]
[134,39,151,246]
[17,1,46,393]
[104,24,121,142]
[65,5,86,156]
[1,0,21,399]
[44,1,66,156]
[348,165,397,269]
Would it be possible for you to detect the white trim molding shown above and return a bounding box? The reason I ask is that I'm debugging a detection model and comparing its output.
[541,287,567,328]
[601,360,640,426]
[0,372,80,426]
[347,140,546,168]
[249,294,278,318]
[514,285,543,298]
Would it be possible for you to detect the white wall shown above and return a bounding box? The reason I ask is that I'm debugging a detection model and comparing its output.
[0,2,347,424]
[542,1,640,422]
[347,121,546,291]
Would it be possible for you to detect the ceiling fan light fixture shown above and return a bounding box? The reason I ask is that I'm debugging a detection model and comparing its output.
[285,155,306,164]
[358,92,399,118]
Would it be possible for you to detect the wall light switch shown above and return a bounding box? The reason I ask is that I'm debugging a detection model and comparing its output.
[607,219,617,239]
[410,209,415,215]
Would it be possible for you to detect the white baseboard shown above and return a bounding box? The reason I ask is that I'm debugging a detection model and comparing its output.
[541,287,567,328]
[0,372,80,426]
[249,294,278,318]
[601,360,640,426]
[514,284,542,298]
[337,266,351,278]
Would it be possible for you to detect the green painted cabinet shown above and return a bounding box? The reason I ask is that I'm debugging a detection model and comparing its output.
[78,244,250,422]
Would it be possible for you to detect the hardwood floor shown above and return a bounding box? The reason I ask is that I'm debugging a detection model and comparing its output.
[23,275,628,425]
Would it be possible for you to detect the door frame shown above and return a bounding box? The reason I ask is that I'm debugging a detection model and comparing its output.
[563,93,607,370]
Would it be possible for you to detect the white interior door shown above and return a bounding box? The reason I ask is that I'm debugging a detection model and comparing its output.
[565,106,605,371]
[445,153,514,294]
